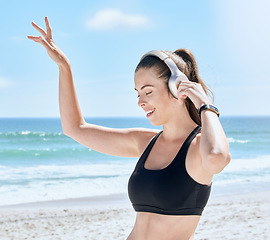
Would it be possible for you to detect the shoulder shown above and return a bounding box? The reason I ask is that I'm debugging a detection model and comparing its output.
[130,128,160,156]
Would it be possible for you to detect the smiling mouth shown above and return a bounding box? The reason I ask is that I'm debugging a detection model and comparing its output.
[146,109,155,118]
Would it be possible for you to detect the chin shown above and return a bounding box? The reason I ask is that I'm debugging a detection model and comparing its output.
[148,119,163,126]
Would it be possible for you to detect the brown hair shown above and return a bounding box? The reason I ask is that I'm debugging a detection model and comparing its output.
[135,49,214,126]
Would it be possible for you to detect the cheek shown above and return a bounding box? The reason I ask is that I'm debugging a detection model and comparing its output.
[163,92,179,111]
[156,92,173,110]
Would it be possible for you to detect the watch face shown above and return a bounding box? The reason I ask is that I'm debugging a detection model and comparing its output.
[211,105,217,110]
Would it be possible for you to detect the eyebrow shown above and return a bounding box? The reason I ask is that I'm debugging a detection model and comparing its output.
[134,84,154,92]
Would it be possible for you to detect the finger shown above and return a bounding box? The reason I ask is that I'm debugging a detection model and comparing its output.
[176,76,189,83]
[28,35,52,51]
[179,86,195,93]
[27,35,42,43]
[178,82,197,91]
[45,16,52,39]
[176,79,193,87]
[178,82,190,87]
[179,79,196,85]
[177,87,193,100]
[177,83,192,93]
[32,21,47,38]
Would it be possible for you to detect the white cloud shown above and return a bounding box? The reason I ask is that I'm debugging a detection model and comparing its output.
[86,8,151,31]
[0,77,13,89]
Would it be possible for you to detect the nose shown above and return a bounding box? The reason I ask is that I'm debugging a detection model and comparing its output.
[138,95,146,108]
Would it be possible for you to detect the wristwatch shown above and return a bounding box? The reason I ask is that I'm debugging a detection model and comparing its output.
[198,104,220,118]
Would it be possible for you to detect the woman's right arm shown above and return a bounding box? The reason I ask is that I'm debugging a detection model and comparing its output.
[28,17,157,157]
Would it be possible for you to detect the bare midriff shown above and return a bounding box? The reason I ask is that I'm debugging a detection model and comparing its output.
[126,212,200,240]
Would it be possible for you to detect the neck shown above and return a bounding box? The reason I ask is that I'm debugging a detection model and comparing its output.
[161,103,198,141]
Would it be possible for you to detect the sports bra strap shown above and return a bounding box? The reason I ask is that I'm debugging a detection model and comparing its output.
[145,131,162,154]
[136,131,163,167]
[176,125,201,163]
[137,126,201,168]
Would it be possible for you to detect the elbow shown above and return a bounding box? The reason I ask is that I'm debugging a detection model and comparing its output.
[203,151,231,175]
[62,120,86,137]
[62,128,72,137]
[62,125,82,137]
[62,125,73,137]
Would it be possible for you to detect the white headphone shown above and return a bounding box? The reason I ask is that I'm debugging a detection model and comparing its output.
[140,50,189,99]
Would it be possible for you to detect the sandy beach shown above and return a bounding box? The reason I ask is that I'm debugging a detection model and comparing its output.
[0,191,270,240]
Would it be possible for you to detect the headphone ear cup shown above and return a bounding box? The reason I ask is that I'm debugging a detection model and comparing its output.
[168,73,188,99]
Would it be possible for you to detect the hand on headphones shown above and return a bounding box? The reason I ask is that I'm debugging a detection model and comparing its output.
[176,77,212,109]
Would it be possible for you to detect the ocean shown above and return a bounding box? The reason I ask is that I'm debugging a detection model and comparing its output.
[0,116,270,206]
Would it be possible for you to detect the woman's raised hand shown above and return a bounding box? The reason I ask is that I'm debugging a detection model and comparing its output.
[177,77,211,109]
[28,17,69,67]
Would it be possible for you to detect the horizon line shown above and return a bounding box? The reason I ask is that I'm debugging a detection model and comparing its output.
[0,115,270,119]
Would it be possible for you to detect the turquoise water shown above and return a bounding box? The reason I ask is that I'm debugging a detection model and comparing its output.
[0,116,270,205]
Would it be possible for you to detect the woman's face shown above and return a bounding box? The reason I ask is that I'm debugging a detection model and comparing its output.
[134,68,177,126]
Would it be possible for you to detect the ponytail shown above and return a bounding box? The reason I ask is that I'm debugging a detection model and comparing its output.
[173,49,214,126]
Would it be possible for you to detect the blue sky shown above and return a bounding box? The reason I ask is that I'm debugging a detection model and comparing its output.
[1,0,270,117]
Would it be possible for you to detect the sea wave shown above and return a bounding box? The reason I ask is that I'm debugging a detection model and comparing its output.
[0,175,129,206]
[0,161,136,206]
[0,131,63,137]
[222,155,270,172]
[227,137,249,144]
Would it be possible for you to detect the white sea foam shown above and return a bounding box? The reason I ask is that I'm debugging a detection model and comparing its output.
[227,137,249,144]
[0,175,129,206]
[1,131,63,137]
[222,155,270,172]
[212,155,270,187]
[0,161,137,206]
[0,161,135,180]
[21,131,31,135]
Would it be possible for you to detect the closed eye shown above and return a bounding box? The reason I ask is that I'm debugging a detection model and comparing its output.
[137,91,152,98]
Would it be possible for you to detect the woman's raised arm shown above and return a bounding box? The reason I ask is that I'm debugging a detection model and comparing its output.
[28,17,157,157]
[28,17,83,134]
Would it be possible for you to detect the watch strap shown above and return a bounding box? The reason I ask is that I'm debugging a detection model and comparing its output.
[198,104,220,118]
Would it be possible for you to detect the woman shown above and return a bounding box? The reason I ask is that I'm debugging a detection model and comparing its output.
[28,17,231,240]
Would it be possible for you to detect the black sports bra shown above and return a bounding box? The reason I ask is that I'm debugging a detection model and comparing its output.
[128,125,212,216]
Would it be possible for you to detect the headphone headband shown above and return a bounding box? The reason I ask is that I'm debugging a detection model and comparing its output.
[140,50,189,99]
